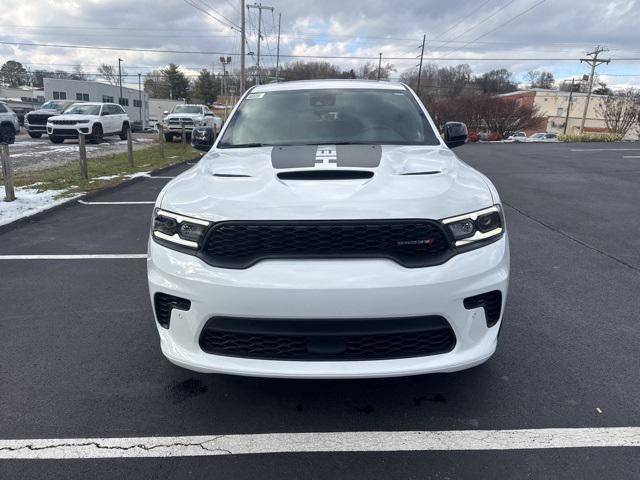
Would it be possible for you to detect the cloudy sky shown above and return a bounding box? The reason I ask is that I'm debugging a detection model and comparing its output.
[1,0,639,89]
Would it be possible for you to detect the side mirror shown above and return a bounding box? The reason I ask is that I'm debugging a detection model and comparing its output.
[444,122,468,149]
[163,110,169,116]
[101,111,110,116]
[204,112,214,117]
[191,127,216,152]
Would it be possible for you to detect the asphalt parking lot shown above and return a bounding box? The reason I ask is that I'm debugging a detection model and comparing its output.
[1,142,639,478]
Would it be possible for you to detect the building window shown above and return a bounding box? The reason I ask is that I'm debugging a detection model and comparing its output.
[102,95,114,103]
[557,107,564,116]
[119,97,129,107]
[133,99,142,108]
[53,91,67,100]
[76,93,90,101]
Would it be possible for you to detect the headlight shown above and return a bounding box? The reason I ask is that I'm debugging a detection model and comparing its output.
[441,205,504,247]
[76,119,90,123]
[152,209,210,249]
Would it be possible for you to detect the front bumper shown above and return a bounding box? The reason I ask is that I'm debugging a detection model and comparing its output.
[166,124,197,134]
[147,236,509,378]
[25,122,47,133]
[47,125,91,137]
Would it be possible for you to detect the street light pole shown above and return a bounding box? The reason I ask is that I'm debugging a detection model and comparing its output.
[138,73,143,129]
[377,53,382,80]
[118,58,123,106]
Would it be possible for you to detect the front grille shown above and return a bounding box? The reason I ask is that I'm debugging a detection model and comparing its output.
[154,293,191,329]
[464,290,503,327]
[51,119,78,125]
[199,220,453,269]
[168,118,194,125]
[51,129,79,136]
[199,316,456,361]
[26,114,50,125]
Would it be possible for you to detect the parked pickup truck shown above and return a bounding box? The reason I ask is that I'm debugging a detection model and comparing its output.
[162,104,222,142]
[24,100,76,139]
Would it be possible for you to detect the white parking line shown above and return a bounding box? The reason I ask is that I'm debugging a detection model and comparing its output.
[78,200,155,205]
[0,254,146,260]
[0,427,638,459]
[622,155,640,158]
[570,148,640,152]
[147,176,175,179]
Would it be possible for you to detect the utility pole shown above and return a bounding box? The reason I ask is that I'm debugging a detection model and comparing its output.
[275,12,281,82]
[563,77,575,135]
[247,3,274,85]
[416,34,426,96]
[377,53,382,80]
[118,58,123,105]
[138,73,143,128]
[579,46,610,134]
[240,0,246,94]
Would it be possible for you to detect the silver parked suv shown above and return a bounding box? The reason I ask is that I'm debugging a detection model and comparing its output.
[0,101,21,144]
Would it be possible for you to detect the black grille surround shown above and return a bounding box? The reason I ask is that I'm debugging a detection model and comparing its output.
[464,290,503,327]
[26,114,51,126]
[199,315,456,361]
[197,219,455,269]
[154,293,191,329]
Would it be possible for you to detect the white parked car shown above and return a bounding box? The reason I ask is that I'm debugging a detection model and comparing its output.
[505,131,527,142]
[162,104,222,142]
[46,102,130,144]
[148,80,510,379]
[526,132,559,143]
[0,101,20,144]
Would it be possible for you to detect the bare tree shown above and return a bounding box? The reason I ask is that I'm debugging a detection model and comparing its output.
[596,89,640,135]
[97,64,125,86]
[480,96,542,136]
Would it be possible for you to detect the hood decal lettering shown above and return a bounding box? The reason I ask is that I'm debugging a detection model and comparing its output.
[271,144,382,169]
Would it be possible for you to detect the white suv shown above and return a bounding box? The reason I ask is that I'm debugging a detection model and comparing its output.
[0,101,21,144]
[148,80,509,379]
[163,104,222,142]
[47,102,130,144]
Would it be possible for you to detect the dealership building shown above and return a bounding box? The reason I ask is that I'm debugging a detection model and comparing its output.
[43,78,150,127]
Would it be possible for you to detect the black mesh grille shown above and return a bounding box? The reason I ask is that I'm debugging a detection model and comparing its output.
[199,316,456,361]
[26,114,51,126]
[200,220,453,269]
[463,290,503,327]
[154,293,191,329]
[51,119,78,125]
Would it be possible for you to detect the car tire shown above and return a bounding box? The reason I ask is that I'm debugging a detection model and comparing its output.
[49,135,64,144]
[28,132,43,139]
[90,124,104,144]
[164,133,174,143]
[0,123,16,144]
[119,122,130,141]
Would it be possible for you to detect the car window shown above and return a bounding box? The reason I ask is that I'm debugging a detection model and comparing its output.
[65,104,101,115]
[173,106,203,114]
[113,105,125,114]
[0,103,7,113]
[218,88,440,148]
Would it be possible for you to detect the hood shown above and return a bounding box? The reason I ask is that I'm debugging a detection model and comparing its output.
[47,114,99,122]
[166,112,203,119]
[159,144,494,222]
[27,109,63,116]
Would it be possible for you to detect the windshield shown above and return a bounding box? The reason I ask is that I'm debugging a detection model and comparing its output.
[41,101,70,111]
[64,105,101,115]
[173,105,202,114]
[218,88,440,148]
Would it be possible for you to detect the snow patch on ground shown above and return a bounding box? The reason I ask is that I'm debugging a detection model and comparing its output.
[91,171,151,182]
[0,187,79,227]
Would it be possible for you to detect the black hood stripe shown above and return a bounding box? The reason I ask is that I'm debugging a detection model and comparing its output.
[271,145,382,169]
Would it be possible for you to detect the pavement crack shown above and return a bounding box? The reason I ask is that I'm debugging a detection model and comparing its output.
[503,202,640,273]
[0,436,232,455]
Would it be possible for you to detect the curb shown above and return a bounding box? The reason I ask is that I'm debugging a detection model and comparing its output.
[0,156,200,234]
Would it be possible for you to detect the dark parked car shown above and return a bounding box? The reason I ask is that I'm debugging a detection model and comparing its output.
[24,100,76,138]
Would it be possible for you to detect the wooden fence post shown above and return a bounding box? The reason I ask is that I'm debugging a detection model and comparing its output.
[181,124,187,151]
[78,134,88,181]
[1,143,15,201]
[127,129,134,168]
[158,124,165,160]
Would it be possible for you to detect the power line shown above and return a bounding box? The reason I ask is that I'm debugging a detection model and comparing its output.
[433,0,493,41]
[3,40,640,61]
[442,0,548,57]
[182,0,240,32]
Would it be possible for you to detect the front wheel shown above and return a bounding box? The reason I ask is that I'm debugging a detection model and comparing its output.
[90,124,103,144]
[0,124,16,144]
[28,132,42,139]
[164,133,174,143]
[49,135,64,144]
[119,122,130,141]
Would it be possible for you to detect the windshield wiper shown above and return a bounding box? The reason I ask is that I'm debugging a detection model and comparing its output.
[218,142,270,149]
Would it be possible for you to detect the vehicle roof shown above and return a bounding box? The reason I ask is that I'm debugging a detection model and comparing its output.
[175,104,206,107]
[252,79,407,93]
